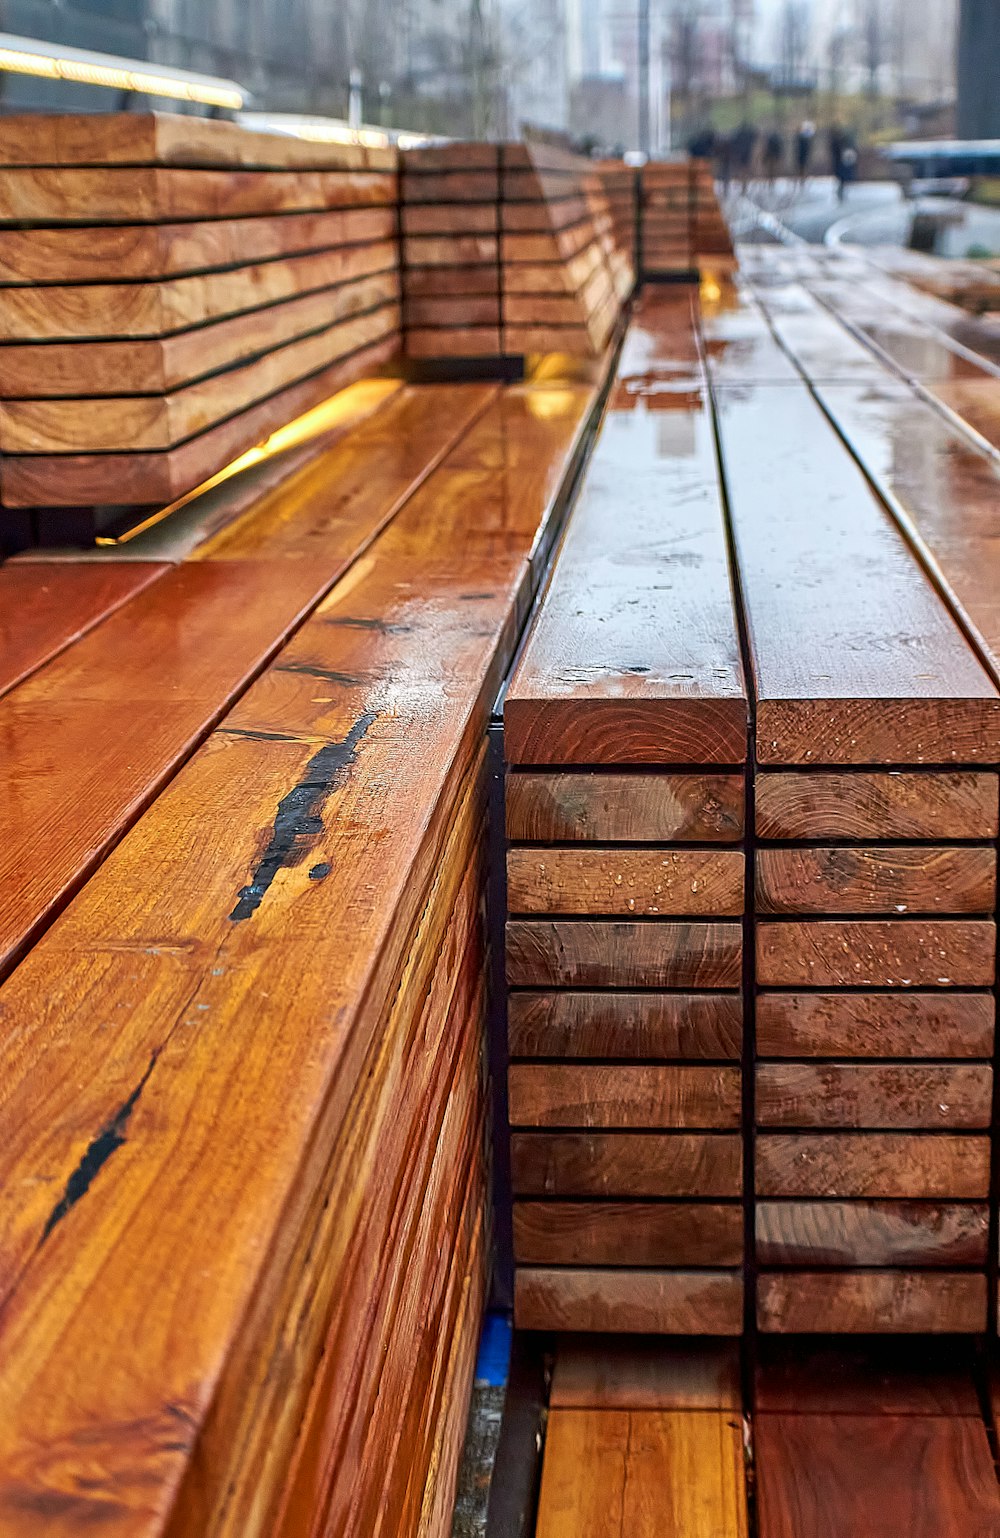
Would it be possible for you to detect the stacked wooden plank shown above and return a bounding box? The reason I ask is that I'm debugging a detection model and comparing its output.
[640,160,695,275]
[0,366,606,1536]
[504,290,749,1336]
[0,112,400,541]
[502,142,625,355]
[706,340,1000,1335]
[690,158,736,265]
[399,143,502,360]
[594,160,639,279]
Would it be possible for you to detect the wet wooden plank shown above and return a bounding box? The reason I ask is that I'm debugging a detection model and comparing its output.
[755,846,996,916]
[757,1272,987,1335]
[756,1133,990,1199]
[708,381,1000,766]
[0,561,166,698]
[516,1269,744,1334]
[514,1201,742,1266]
[0,164,396,224]
[755,1414,1000,1536]
[505,771,745,842]
[0,271,399,396]
[0,303,400,453]
[756,1064,993,1129]
[756,1201,989,1268]
[0,386,490,975]
[0,334,399,508]
[507,848,745,916]
[755,992,994,1059]
[756,919,995,987]
[755,770,1000,841]
[508,1064,741,1129]
[507,991,742,1060]
[505,315,747,767]
[0,206,396,286]
[535,1409,748,1535]
[512,1132,743,1197]
[0,377,602,1537]
[550,1339,741,1410]
[506,920,743,988]
[755,1338,983,1415]
[0,112,397,172]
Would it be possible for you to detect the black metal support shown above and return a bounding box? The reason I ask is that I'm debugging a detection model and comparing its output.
[486,718,514,1312]
[484,1331,549,1538]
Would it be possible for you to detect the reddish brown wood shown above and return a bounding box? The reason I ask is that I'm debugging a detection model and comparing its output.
[515,1268,744,1334]
[511,1132,743,1197]
[0,561,165,697]
[756,1133,990,1199]
[756,919,996,987]
[755,1200,989,1268]
[755,845,996,916]
[756,1273,987,1335]
[756,1063,993,1129]
[508,1064,741,1129]
[506,771,745,843]
[507,847,745,916]
[506,920,743,988]
[513,1201,743,1266]
[754,1339,983,1415]
[507,991,742,1060]
[755,992,994,1059]
[755,1414,1000,1535]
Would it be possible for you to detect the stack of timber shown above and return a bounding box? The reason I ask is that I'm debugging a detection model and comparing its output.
[400,143,502,360]
[400,141,630,361]
[0,362,607,1534]
[640,160,695,275]
[0,113,400,543]
[705,330,1000,1335]
[504,289,749,1335]
[690,159,736,266]
[594,160,639,278]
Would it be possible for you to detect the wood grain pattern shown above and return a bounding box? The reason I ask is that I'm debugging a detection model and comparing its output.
[516,1268,744,1334]
[0,112,397,172]
[535,1409,748,1536]
[755,770,1000,841]
[755,1414,1000,1536]
[0,334,399,508]
[505,316,747,766]
[507,991,742,1060]
[513,1200,743,1265]
[709,381,1000,767]
[0,376,601,1537]
[506,920,743,988]
[756,919,996,987]
[0,561,166,697]
[0,303,400,454]
[757,1272,987,1334]
[505,771,745,843]
[0,273,400,397]
[755,845,996,916]
[756,1133,990,1198]
[0,333,396,507]
[756,1200,989,1267]
[507,847,745,916]
[0,164,396,224]
[550,1339,741,1410]
[512,1132,743,1197]
[755,991,995,1059]
[508,1064,741,1129]
[756,1063,993,1129]
[0,386,490,974]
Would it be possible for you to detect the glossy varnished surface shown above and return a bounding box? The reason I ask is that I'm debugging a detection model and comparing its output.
[0,376,599,1536]
[505,296,747,767]
[707,377,1000,765]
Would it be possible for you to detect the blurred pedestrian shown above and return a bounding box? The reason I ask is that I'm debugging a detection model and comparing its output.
[837,133,858,200]
[716,131,733,192]
[795,119,815,180]
[829,122,845,184]
[732,121,757,188]
[763,129,784,186]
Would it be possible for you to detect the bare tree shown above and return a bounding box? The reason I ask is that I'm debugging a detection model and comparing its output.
[777,0,810,87]
[857,0,888,96]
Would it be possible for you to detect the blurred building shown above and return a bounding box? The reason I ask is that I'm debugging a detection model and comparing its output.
[957,0,1000,137]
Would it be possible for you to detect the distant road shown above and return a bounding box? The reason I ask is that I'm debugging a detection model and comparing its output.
[733,177,1000,256]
